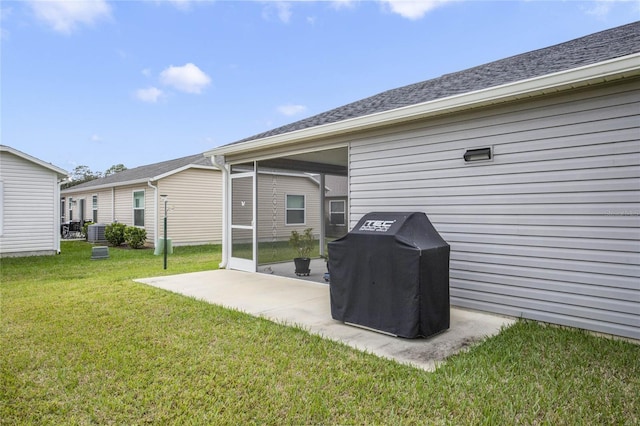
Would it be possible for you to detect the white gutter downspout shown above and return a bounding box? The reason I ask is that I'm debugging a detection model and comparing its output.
[213,155,229,269]
[148,180,158,248]
[55,178,66,254]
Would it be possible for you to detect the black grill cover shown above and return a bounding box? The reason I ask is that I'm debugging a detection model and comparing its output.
[328,212,450,338]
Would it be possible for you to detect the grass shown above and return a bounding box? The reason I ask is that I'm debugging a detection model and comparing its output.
[1,241,639,424]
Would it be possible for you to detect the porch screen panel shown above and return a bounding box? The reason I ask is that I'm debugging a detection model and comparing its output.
[231,227,253,260]
[232,176,253,227]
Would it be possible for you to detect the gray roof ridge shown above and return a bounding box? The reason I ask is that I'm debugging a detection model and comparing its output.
[62,152,211,191]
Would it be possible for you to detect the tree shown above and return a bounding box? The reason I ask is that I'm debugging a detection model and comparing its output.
[62,163,128,189]
[62,165,102,189]
[104,164,127,177]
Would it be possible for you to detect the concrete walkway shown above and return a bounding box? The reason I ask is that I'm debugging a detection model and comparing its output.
[135,269,515,371]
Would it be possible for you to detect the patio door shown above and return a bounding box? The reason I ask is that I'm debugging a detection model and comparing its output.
[228,164,256,272]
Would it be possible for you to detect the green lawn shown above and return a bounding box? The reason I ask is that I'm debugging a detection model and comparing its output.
[1,241,638,424]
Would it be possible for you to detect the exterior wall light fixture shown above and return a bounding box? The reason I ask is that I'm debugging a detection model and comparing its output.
[464,147,492,163]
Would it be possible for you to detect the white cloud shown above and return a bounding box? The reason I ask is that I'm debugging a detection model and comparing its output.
[90,134,103,142]
[167,0,192,11]
[159,63,211,94]
[135,87,164,103]
[157,0,208,12]
[0,6,12,40]
[28,0,111,34]
[262,1,293,23]
[277,104,307,116]
[583,0,637,18]
[330,0,356,10]
[380,0,453,20]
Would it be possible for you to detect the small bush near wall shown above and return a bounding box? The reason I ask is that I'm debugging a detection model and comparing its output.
[105,223,126,247]
[124,227,147,249]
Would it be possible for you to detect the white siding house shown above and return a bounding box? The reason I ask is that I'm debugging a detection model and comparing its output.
[206,23,640,340]
[0,145,68,257]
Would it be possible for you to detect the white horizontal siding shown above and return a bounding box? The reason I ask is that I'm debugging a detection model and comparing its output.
[348,79,640,339]
[0,152,59,256]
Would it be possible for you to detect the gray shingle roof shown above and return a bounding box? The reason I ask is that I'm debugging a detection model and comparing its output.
[62,153,211,191]
[232,22,639,145]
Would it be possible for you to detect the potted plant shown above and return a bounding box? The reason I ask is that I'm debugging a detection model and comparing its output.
[289,228,316,276]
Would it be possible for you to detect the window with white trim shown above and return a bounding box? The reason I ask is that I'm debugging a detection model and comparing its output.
[329,200,346,226]
[133,190,145,227]
[92,195,98,223]
[68,197,73,221]
[286,194,305,225]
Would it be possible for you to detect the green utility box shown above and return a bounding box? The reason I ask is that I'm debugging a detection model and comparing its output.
[91,246,109,260]
[154,238,173,255]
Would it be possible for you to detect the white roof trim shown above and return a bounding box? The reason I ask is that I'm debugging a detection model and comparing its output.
[205,53,640,158]
[150,163,218,182]
[61,164,218,194]
[0,145,68,177]
[61,178,150,193]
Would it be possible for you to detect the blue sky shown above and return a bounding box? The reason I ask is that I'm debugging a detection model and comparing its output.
[1,0,638,174]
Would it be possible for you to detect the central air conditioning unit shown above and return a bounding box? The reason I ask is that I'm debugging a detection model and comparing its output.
[87,224,107,243]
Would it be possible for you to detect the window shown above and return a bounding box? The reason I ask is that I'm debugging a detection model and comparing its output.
[286,194,305,225]
[329,200,346,226]
[61,199,65,222]
[133,190,145,227]
[92,195,98,223]
[68,197,73,221]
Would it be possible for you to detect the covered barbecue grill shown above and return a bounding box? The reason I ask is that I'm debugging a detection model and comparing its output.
[328,212,450,338]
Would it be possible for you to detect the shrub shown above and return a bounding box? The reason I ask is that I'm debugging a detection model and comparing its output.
[105,223,126,246]
[124,226,147,249]
[288,228,316,259]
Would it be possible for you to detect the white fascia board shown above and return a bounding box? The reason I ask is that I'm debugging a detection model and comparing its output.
[61,165,219,194]
[1,145,69,177]
[61,178,150,194]
[150,164,219,182]
[205,53,640,158]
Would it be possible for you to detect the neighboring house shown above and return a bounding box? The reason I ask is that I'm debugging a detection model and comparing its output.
[0,145,68,257]
[206,23,640,340]
[255,169,323,243]
[323,175,348,238]
[61,154,322,248]
[61,154,221,247]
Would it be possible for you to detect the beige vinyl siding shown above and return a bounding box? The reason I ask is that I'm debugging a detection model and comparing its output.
[0,152,59,256]
[61,168,222,247]
[112,185,154,243]
[64,189,112,223]
[156,168,222,245]
[113,185,139,226]
[95,189,112,223]
[256,173,321,242]
[348,79,640,340]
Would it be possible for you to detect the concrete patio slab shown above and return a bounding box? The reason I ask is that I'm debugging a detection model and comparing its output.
[135,269,515,371]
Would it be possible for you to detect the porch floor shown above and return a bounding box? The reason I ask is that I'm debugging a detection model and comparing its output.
[135,269,515,371]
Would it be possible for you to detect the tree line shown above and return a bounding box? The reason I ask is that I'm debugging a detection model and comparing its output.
[62,164,127,189]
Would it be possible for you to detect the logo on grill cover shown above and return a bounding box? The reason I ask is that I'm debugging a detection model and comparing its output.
[359,220,397,232]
